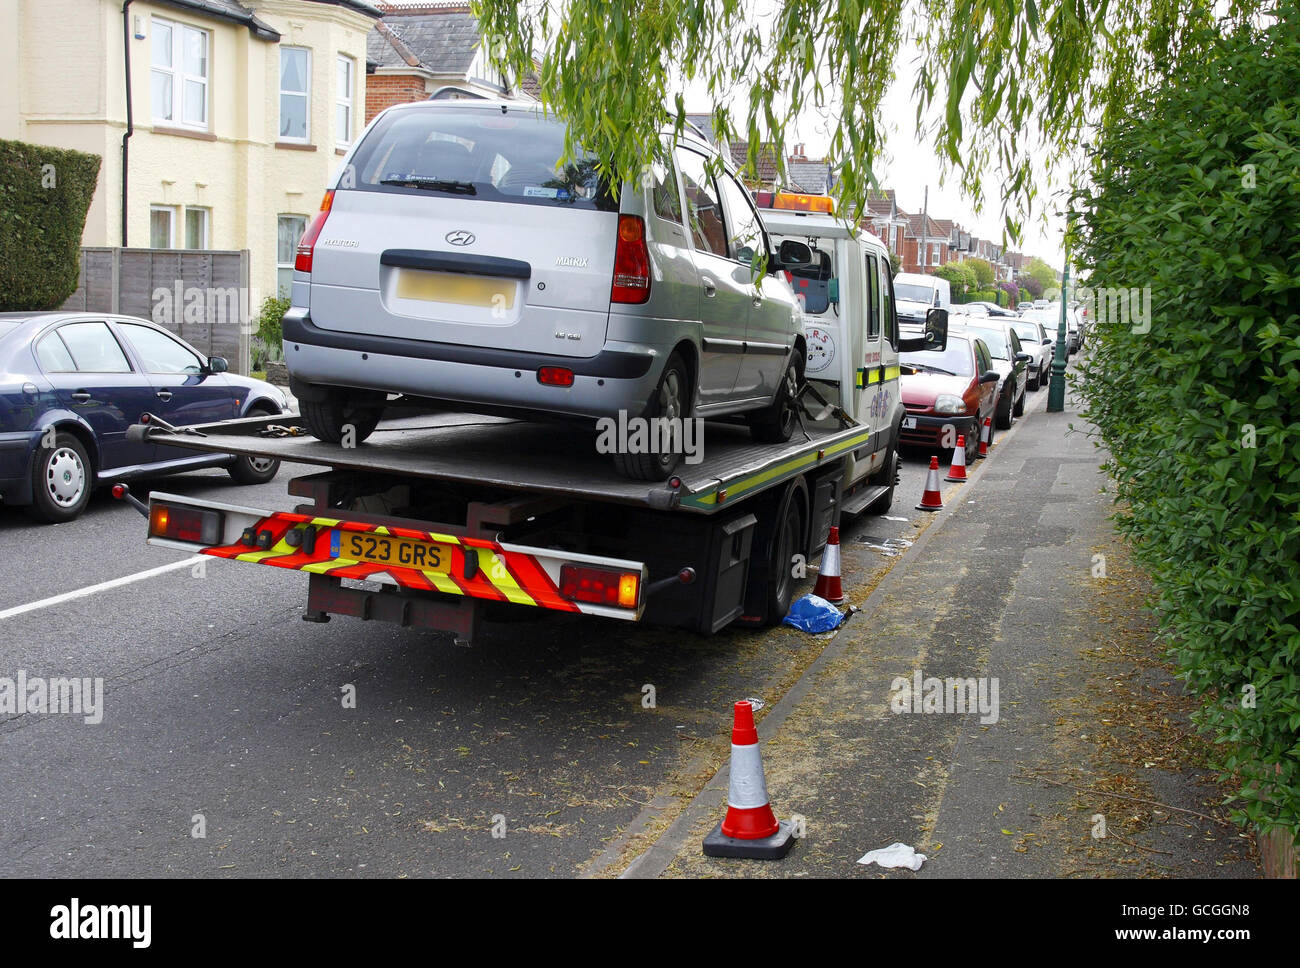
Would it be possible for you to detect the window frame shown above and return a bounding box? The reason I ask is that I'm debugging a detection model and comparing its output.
[675,147,728,258]
[184,206,210,249]
[716,170,767,266]
[279,46,313,144]
[865,252,881,340]
[277,213,309,297]
[151,17,210,131]
[118,321,205,375]
[47,321,135,374]
[336,54,354,148]
[150,205,177,248]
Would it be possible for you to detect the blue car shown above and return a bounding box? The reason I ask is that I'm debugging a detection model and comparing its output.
[0,312,290,523]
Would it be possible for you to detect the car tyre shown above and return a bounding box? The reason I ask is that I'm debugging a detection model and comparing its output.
[996,390,1013,430]
[749,356,802,444]
[301,392,385,446]
[29,431,92,524]
[1013,387,1026,417]
[614,351,690,481]
[227,408,282,485]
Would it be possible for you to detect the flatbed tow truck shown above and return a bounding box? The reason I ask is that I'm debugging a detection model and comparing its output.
[119,195,944,645]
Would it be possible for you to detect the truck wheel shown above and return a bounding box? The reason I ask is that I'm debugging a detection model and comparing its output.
[867,422,900,514]
[748,483,806,625]
[29,431,92,523]
[614,352,689,481]
[301,392,384,445]
[749,358,801,444]
[227,408,281,484]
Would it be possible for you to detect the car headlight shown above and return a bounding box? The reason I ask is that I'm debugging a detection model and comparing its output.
[934,394,966,415]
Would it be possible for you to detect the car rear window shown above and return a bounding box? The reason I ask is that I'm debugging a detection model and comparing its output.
[967,326,1009,359]
[1011,322,1040,343]
[901,336,974,377]
[346,106,617,211]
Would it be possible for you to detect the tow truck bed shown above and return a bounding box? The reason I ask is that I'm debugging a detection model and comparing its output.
[137,410,874,513]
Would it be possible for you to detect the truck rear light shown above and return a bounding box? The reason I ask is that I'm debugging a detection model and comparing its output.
[294,190,335,273]
[559,564,640,609]
[149,502,222,545]
[611,214,650,304]
[537,366,574,387]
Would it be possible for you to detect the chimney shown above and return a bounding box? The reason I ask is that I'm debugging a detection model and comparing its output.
[789,143,806,162]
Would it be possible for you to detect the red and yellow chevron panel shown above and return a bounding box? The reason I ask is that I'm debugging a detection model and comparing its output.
[201,512,581,613]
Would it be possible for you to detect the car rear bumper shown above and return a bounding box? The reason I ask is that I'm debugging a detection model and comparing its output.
[0,431,40,505]
[283,308,669,421]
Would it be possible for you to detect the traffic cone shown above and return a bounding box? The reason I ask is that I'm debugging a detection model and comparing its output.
[945,436,968,482]
[702,701,796,859]
[915,456,944,511]
[978,417,991,458]
[812,525,844,604]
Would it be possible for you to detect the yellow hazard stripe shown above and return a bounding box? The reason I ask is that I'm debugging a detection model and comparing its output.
[477,548,537,606]
[856,365,900,387]
[685,428,873,508]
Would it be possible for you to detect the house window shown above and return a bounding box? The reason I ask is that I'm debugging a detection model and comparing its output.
[185,207,209,249]
[336,55,354,147]
[150,206,177,248]
[152,18,209,129]
[280,47,311,142]
[277,214,308,296]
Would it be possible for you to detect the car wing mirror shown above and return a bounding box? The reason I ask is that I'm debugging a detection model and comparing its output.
[1015,352,1031,362]
[206,356,229,374]
[979,370,1000,384]
[776,239,813,269]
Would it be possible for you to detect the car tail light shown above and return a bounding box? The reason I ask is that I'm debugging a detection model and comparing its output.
[149,502,222,545]
[537,366,574,387]
[559,564,640,609]
[611,214,650,304]
[294,190,335,273]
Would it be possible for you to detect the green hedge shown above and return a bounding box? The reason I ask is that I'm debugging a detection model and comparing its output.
[0,139,101,311]
[1076,5,1300,845]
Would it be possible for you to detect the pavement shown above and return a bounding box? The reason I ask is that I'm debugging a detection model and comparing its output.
[623,379,1262,878]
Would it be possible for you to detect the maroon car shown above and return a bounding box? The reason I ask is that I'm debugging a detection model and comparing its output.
[899,333,1000,463]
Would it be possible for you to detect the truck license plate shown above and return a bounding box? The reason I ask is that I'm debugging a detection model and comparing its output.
[330,530,452,573]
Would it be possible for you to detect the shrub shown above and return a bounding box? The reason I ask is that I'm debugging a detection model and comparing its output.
[1075,5,1300,845]
[254,294,290,366]
[0,140,101,311]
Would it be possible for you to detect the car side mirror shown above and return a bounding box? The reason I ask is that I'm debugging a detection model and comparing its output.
[1042,337,1054,345]
[924,307,948,351]
[776,239,813,269]
[1015,352,1031,363]
[207,356,229,373]
[979,371,1000,384]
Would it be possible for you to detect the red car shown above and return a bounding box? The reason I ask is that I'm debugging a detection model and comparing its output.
[899,333,1000,463]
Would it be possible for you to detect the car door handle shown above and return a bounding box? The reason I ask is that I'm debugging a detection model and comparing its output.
[701,276,717,297]
[155,390,173,402]
[70,391,91,403]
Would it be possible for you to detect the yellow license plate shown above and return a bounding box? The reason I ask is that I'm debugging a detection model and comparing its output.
[333,530,452,573]
[395,269,516,309]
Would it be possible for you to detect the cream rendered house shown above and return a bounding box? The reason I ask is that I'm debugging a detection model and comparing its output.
[0,0,381,305]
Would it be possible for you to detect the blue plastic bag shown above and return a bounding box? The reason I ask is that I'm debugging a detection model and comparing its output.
[782,593,844,633]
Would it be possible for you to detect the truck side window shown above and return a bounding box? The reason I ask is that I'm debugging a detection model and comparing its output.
[881,262,898,350]
[864,253,880,339]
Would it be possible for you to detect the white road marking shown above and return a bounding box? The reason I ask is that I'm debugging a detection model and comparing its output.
[0,555,207,622]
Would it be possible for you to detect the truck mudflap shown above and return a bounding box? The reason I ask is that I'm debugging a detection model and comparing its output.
[141,492,647,622]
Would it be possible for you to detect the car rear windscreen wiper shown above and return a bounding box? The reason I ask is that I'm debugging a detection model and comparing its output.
[914,364,957,376]
[380,176,477,195]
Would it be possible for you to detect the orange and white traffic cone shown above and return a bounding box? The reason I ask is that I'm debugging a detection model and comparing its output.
[978,417,992,459]
[812,525,844,604]
[703,700,795,859]
[945,436,968,482]
[916,456,944,511]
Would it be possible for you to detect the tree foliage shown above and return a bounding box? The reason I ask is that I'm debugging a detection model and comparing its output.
[1075,3,1300,844]
[475,0,1265,240]
[967,257,995,288]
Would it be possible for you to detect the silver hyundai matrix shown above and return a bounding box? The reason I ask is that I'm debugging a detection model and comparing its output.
[284,99,809,479]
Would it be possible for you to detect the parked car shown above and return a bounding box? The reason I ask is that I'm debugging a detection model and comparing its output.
[1009,317,1053,390]
[1023,304,1080,355]
[899,333,1000,464]
[0,312,288,523]
[283,98,811,481]
[967,300,1018,317]
[1017,301,1035,312]
[952,319,1030,428]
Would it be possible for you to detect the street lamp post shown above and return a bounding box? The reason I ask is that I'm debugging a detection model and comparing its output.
[1047,257,1070,412]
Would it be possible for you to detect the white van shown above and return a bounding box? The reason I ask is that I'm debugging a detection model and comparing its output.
[892,272,951,327]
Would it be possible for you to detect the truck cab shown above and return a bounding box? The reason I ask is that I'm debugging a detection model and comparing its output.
[757,195,907,513]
